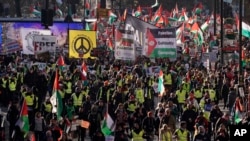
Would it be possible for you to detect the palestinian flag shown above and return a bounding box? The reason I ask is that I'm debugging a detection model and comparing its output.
[146,29,157,56]
[108,11,117,25]
[101,113,115,136]
[234,98,244,123]
[151,5,162,22]
[201,19,210,31]
[115,29,134,47]
[134,6,142,17]
[191,22,204,46]
[50,69,63,120]
[158,70,165,97]
[16,100,30,137]
[30,6,41,17]
[107,38,114,51]
[81,61,88,80]
[57,55,65,71]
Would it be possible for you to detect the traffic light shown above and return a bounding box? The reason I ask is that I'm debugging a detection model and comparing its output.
[41,9,54,27]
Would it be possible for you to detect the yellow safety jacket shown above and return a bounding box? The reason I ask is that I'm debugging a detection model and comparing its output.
[208,89,216,101]
[59,90,65,99]
[44,102,52,113]
[72,93,84,106]
[65,81,72,94]
[135,88,144,104]
[1,78,7,88]
[81,88,89,98]
[118,79,123,87]
[176,90,186,104]
[127,102,136,112]
[161,131,172,141]
[99,87,113,102]
[175,129,188,141]
[164,73,172,85]
[132,130,144,141]
[25,95,35,106]
[8,79,17,91]
[199,99,211,120]
[182,83,190,93]
[194,90,202,99]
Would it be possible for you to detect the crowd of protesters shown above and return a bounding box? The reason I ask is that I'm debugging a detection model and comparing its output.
[0,52,248,141]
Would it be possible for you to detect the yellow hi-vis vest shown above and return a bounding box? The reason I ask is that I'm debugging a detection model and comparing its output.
[44,102,52,113]
[208,89,216,101]
[59,90,65,99]
[99,87,113,102]
[176,129,188,141]
[81,88,89,98]
[1,78,7,88]
[164,73,172,85]
[132,130,144,141]
[161,131,172,141]
[118,79,123,87]
[25,95,35,106]
[194,90,202,99]
[9,80,17,91]
[72,93,83,106]
[65,82,72,94]
[135,88,144,103]
[127,102,136,112]
[176,90,186,104]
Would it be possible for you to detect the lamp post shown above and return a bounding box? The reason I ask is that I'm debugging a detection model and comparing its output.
[239,0,243,84]
[220,0,224,65]
[214,0,217,35]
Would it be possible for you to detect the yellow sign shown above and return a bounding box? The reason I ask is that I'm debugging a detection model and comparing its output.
[69,30,97,58]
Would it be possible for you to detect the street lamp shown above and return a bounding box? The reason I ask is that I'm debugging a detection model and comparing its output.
[239,0,243,84]
[220,0,224,65]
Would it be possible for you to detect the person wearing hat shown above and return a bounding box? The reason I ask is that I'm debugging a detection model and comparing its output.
[173,121,190,141]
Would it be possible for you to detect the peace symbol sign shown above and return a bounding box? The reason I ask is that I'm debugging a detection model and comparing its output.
[74,37,91,54]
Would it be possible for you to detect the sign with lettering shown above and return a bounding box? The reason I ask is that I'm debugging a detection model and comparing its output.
[146,28,177,59]
[20,28,51,54]
[230,125,250,139]
[33,35,57,54]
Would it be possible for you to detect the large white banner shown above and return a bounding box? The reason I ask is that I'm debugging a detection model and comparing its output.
[115,29,135,60]
[33,35,57,54]
[20,28,51,55]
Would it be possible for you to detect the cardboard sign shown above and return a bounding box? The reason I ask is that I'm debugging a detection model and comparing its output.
[80,120,90,129]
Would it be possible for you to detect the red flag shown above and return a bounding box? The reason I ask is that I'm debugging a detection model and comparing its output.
[54,70,59,90]
[107,38,113,50]
[81,61,88,80]
[92,21,97,31]
[57,55,65,66]
[147,29,157,56]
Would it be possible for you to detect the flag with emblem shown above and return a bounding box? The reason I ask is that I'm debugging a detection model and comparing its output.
[101,113,116,136]
[50,69,63,120]
[158,70,165,97]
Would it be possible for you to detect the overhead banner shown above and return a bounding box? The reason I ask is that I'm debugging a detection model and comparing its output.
[69,30,97,58]
[20,28,51,54]
[124,14,158,56]
[115,29,135,60]
[33,35,57,54]
[147,28,177,59]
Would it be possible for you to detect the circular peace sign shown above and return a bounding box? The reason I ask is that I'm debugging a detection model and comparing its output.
[74,37,91,54]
